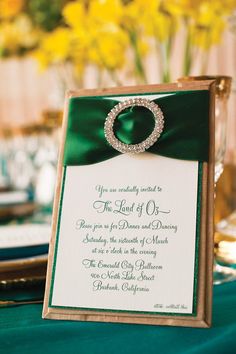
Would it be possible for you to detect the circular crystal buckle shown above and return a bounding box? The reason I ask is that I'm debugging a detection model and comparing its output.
[104,97,164,154]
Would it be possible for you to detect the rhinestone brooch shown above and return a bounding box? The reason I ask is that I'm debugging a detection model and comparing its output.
[104,98,164,154]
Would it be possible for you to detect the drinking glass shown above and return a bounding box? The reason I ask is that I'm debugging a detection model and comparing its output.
[214,78,236,283]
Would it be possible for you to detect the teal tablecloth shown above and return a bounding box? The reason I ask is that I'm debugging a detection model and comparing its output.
[1,282,236,354]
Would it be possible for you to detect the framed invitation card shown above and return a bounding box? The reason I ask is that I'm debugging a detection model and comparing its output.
[43,82,215,327]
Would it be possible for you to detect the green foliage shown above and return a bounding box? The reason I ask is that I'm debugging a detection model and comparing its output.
[27,0,66,31]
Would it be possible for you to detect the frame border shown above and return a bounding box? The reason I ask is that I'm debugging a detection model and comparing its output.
[43,82,215,328]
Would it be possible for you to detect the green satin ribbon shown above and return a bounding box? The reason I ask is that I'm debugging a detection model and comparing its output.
[63,90,209,165]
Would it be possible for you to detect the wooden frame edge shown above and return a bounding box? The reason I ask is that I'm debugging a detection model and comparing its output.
[204,81,216,327]
[43,307,210,328]
[67,80,214,101]
[67,81,214,98]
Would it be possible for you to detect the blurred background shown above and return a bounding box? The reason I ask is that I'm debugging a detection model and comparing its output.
[1,0,236,291]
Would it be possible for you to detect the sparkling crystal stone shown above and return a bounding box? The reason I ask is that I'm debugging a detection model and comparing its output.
[104,97,164,154]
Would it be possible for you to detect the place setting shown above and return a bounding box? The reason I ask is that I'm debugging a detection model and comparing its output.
[0,123,58,305]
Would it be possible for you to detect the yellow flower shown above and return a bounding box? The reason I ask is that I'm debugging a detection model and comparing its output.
[163,0,205,16]
[164,0,236,18]
[189,1,229,49]
[70,30,90,74]
[62,0,129,71]
[121,0,148,32]
[145,6,179,40]
[33,49,50,70]
[40,28,72,63]
[0,22,21,53]
[63,1,87,29]
[88,25,129,70]
[34,25,91,74]
[205,0,236,15]
[0,0,24,19]
[63,0,123,29]
[90,0,123,26]
[0,14,39,55]
[14,14,39,48]
[119,0,177,43]
[191,21,225,49]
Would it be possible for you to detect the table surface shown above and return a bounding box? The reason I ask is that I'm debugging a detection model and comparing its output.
[1,281,236,354]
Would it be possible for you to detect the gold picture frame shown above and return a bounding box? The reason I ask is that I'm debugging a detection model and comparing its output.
[43,81,215,328]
